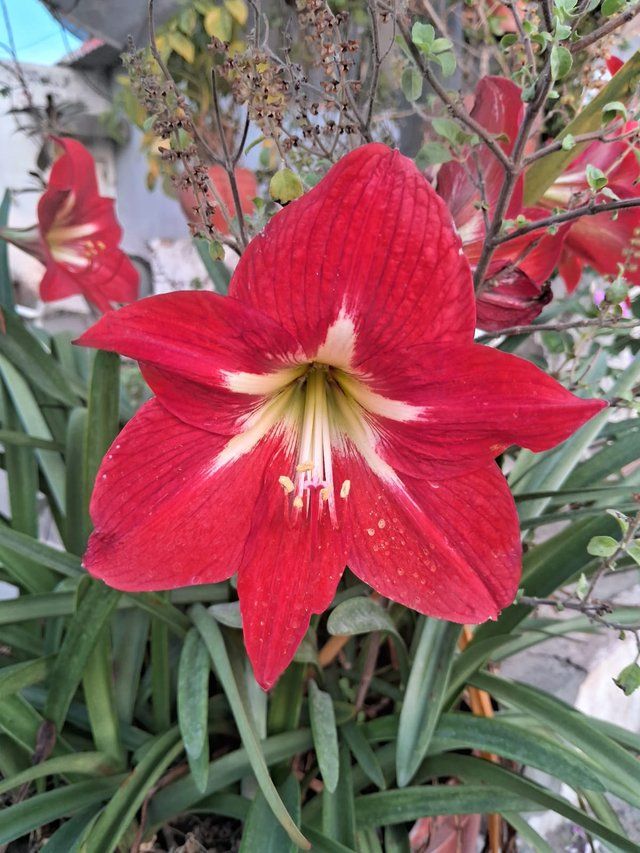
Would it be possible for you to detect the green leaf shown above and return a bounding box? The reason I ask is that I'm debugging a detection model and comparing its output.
[327,597,399,638]
[0,191,14,310]
[193,238,232,294]
[0,751,115,797]
[423,754,636,851]
[415,142,452,167]
[502,812,553,853]
[167,30,195,63]
[586,163,608,190]
[626,542,640,565]
[575,572,590,600]
[471,673,640,808]
[44,581,121,731]
[0,778,123,846]
[83,628,124,766]
[146,729,314,827]
[431,116,463,145]
[435,52,456,77]
[500,33,518,47]
[0,525,81,578]
[191,605,310,849]
[150,614,171,732]
[85,729,183,853]
[524,49,640,203]
[341,721,386,790]
[0,656,51,699]
[445,635,514,706]
[2,385,38,537]
[64,408,90,554]
[432,713,605,791]
[322,742,356,848]
[401,67,422,102]
[84,351,120,519]
[602,0,625,15]
[587,534,618,556]
[112,609,149,725]
[240,774,300,853]
[204,6,233,40]
[37,806,101,853]
[0,353,66,513]
[603,99,628,120]
[551,44,572,79]
[209,600,242,628]
[0,310,80,405]
[396,619,459,786]
[614,662,640,696]
[308,679,340,793]
[355,784,531,828]
[269,169,304,204]
[411,22,435,49]
[178,628,210,792]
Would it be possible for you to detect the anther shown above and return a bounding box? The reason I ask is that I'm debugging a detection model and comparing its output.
[293,496,304,509]
[278,475,295,494]
[319,487,330,501]
[340,479,351,498]
[296,461,314,473]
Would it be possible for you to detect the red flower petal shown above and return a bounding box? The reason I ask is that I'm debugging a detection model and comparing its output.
[39,265,81,302]
[488,207,568,285]
[238,434,348,690]
[37,139,139,311]
[561,127,640,188]
[475,266,552,331]
[85,399,271,591]
[607,55,624,76]
[437,77,524,242]
[79,249,139,312]
[230,143,474,359]
[358,343,606,477]
[76,291,300,433]
[39,137,100,229]
[562,184,640,285]
[336,452,521,622]
[558,248,583,292]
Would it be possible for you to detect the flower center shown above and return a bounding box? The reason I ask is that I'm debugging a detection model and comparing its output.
[278,363,351,529]
[46,222,106,269]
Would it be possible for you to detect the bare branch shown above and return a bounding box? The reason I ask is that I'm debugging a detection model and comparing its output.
[397,19,513,172]
[364,0,383,136]
[494,196,640,244]
[479,316,640,340]
[211,68,248,249]
[504,0,536,69]
[473,58,554,291]
[523,122,636,165]
[570,2,640,53]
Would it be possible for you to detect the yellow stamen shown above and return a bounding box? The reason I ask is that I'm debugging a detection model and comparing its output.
[340,479,351,499]
[278,475,295,494]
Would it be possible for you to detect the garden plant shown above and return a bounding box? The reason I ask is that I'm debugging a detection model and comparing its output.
[1,0,640,850]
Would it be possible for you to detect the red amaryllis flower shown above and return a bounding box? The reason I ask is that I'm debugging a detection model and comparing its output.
[541,123,640,291]
[77,144,604,689]
[0,137,138,313]
[436,77,566,329]
[178,164,257,236]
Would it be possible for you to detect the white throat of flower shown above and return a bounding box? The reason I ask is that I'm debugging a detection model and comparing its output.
[216,312,422,529]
